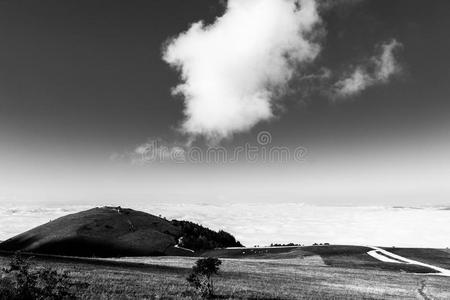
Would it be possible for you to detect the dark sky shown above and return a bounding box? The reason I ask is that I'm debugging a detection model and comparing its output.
[0,0,449,205]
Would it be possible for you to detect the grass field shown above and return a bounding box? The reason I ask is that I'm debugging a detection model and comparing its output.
[382,247,450,269]
[201,245,442,274]
[1,245,450,299]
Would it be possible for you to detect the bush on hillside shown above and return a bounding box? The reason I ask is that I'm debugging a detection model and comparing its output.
[186,257,222,298]
[0,252,78,300]
[171,220,242,251]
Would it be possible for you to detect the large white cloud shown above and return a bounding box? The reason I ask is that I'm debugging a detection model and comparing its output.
[163,0,322,140]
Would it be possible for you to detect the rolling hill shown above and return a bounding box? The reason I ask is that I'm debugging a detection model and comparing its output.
[0,206,241,257]
[200,245,448,274]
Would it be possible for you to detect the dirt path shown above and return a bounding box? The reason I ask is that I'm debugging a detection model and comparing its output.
[417,279,432,300]
[367,246,450,277]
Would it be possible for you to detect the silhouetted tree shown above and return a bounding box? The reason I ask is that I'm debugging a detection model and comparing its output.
[171,220,242,251]
[186,257,222,298]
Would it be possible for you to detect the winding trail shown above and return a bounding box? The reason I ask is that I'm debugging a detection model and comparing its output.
[417,279,432,300]
[367,246,450,276]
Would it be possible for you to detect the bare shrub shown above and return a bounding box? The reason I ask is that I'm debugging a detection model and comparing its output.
[186,257,222,298]
[0,252,77,300]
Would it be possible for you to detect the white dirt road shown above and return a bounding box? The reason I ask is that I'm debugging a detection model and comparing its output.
[367,246,450,276]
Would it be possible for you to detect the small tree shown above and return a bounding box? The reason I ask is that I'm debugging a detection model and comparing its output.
[0,252,77,300]
[186,257,221,298]
[1,252,37,300]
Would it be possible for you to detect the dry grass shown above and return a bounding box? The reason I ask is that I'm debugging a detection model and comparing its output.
[1,254,450,299]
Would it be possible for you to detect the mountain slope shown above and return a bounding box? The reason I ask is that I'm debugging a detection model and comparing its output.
[0,207,189,257]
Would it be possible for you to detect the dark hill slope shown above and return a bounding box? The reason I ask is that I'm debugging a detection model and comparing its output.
[0,207,183,257]
[0,207,241,257]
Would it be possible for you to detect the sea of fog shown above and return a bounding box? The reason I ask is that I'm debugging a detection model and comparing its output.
[0,203,449,248]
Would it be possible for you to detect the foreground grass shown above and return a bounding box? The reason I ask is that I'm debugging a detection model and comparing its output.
[1,253,450,299]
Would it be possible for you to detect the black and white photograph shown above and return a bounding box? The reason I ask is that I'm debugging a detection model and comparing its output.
[0,0,449,299]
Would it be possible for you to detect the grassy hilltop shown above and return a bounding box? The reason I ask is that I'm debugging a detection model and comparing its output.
[0,206,241,257]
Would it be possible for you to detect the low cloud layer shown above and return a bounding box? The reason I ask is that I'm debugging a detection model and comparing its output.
[2,204,449,248]
[334,39,403,98]
[163,0,322,140]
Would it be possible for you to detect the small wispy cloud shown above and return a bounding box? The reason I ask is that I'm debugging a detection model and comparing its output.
[333,39,403,99]
[375,39,403,81]
[132,139,186,164]
[333,67,372,98]
[109,139,186,165]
